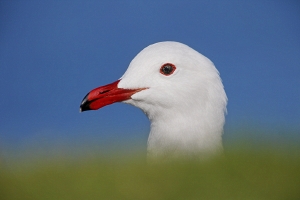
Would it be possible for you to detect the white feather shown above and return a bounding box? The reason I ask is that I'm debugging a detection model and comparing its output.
[118,41,227,160]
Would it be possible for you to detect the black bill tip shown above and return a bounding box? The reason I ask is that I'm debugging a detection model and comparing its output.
[80,93,91,112]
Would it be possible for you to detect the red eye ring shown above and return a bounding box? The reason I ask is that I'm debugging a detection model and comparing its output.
[160,63,176,76]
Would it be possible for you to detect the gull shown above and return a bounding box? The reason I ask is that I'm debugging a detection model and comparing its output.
[80,41,227,161]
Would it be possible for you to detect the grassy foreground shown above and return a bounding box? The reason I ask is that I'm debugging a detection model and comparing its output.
[0,146,300,200]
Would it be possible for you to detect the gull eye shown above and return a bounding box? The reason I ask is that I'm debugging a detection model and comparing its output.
[160,63,176,76]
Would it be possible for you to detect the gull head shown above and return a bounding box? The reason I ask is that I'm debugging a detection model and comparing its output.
[80,41,227,160]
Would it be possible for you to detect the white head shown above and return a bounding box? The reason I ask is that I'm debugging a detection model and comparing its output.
[80,41,227,160]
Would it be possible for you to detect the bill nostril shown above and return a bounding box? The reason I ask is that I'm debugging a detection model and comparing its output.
[99,90,109,94]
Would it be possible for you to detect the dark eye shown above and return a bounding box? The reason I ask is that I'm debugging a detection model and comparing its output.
[160,63,176,76]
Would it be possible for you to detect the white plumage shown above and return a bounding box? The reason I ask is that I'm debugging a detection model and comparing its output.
[80,41,227,161]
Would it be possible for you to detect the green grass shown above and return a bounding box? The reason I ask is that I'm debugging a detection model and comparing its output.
[1,145,300,200]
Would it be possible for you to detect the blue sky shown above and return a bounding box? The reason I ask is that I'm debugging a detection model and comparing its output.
[0,1,299,156]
